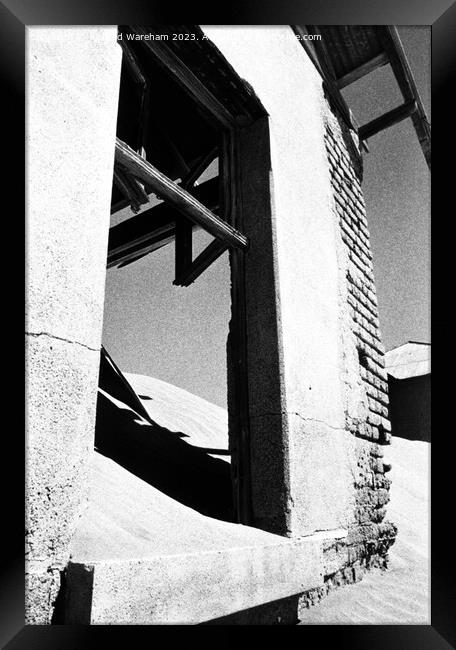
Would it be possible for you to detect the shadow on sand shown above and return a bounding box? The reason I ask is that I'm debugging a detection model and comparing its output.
[94,388,234,524]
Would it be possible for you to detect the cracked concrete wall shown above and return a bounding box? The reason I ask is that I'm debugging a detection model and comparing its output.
[205,27,394,546]
[25,26,121,624]
[205,27,355,536]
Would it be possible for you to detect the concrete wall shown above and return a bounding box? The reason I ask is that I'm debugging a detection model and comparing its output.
[205,27,396,570]
[205,27,360,536]
[25,25,397,624]
[25,27,121,623]
[65,536,322,624]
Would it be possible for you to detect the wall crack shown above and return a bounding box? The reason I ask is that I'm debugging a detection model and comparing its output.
[26,330,100,353]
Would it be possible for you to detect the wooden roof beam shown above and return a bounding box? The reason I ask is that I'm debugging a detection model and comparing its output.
[358,99,417,141]
[108,176,218,260]
[376,26,431,169]
[115,138,248,251]
[113,166,149,214]
[107,229,178,269]
[336,51,389,89]
[132,26,238,130]
[173,238,227,287]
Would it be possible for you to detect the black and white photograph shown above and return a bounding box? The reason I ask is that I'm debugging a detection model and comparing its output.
[23,23,432,627]
[2,3,450,643]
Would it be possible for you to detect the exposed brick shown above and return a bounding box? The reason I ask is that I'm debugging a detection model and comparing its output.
[308,104,397,614]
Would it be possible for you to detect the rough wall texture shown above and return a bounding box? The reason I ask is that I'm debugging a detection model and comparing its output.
[205,26,396,604]
[205,26,356,538]
[324,106,392,446]
[297,96,397,608]
[26,25,397,624]
[25,27,121,624]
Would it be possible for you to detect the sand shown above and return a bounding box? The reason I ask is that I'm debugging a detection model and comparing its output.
[298,436,430,624]
[70,373,283,562]
[71,372,430,624]
[124,372,229,459]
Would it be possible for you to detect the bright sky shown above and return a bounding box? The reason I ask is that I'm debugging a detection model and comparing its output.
[102,26,431,409]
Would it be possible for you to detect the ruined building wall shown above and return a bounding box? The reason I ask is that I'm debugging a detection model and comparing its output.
[299,97,397,607]
[26,25,398,624]
[206,26,359,538]
[205,26,397,594]
[25,27,121,624]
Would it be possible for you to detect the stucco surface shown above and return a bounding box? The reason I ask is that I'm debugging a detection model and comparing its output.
[298,437,430,623]
[25,566,61,625]
[67,451,323,624]
[26,336,100,564]
[69,543,321,624]
[25,26,121,624]
[204,27,352,534]
[26,26,121,350]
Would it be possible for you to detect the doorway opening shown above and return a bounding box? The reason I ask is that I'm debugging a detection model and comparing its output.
[95,26,258,524]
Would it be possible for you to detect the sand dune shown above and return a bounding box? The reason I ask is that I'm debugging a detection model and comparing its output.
[124,373,229,458]
[71,373,280,563]
[298,436,430,624]
[72,372,430,624]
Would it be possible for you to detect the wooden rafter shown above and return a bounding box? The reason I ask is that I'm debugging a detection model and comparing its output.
[358,100,417,141]
[181,146,218,190]
[108,177,219,268]
[173,145,220,283]
[173,238,227,287]
[336,52,389,89]
[108,231,177,269]
[115,138,248,251]
[113,166,149,214]
[132,26,238,130]
[118,39,151,157]
[295,25,430,168]
[376,26,431,169]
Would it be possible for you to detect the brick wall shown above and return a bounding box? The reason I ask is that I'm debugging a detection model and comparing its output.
[325,110,392,445]
[299,97,397,611]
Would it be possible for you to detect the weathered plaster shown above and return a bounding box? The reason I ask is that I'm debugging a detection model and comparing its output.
[25,26,122,624]
[65,538,323,624]
[205,26,354,534]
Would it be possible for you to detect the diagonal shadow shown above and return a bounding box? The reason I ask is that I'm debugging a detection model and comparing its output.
[94,389,235,523]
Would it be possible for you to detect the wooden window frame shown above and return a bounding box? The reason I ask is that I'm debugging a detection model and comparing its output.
[113,33,249,288]
[114,137,248,285]
[110,25,268,525]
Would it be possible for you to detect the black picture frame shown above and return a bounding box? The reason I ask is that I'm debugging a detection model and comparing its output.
[4,0,451,646]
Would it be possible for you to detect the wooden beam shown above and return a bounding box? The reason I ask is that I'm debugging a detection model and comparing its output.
[108,232,176,269]
[181,146,218,190]
[109,177,218,263]
[336,52,389,89]
[174,218,193,280]
[109,219,179,263]
[306,25,338,80]
[292,25,362,140]
[132,26,238,130]
[358,100,417,141]
[376,26,431,169]
[115,138,248,250]
[220,128,253,526]
[100,345,153,424]
[117,250,152,268]
[173,238,227,287]
[113,166,149,213]
[118,39,151,156]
